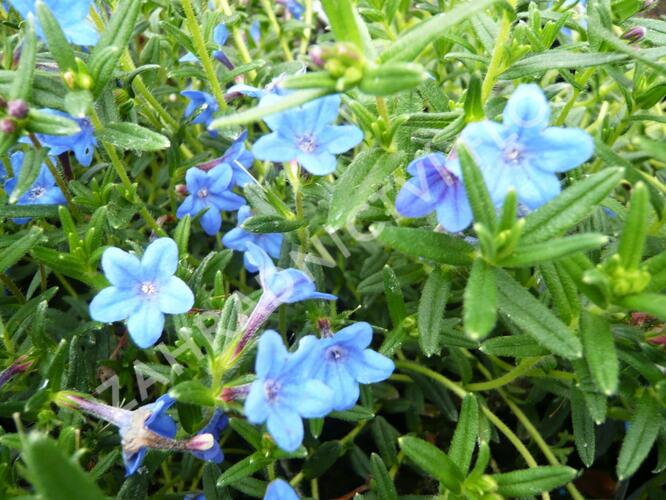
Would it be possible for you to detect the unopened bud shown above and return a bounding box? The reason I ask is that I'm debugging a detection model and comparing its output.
[317,317,333,337]
[0,118,16,134]
[175,183,188,196]
[641,0,657,11]
[621,26,647,43]
[7,99,29,119]
[63,70,75,88]
[186,433,214,451]
[310,46,324,67]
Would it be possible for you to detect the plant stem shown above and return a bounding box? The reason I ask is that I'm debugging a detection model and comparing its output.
[480,2,516,103]
[554,68,595,126]
[181,0,228,110]
[466,357,541,392]
[300,0,314,55]
[218,0,256,80]
[260,0,294,61]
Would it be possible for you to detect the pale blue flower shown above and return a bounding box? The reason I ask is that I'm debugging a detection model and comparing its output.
[459,84,594,209]
[252,94,363,175]
[176,163,245,235]
[250,20,261,44]
[180,23,232,69]
[221,130,254,186]
[35,110,96,167]
[222,205,283,272]
[244,330,333,451]
[277,0,304,19]
[89,238,195,349]
[9,0,99,45]
[395,152,473,232]
[181,90,218,128]
[265,479,299,500]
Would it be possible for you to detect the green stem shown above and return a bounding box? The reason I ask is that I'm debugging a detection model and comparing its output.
[181,0,228,110]
[466,357,541,392]
[218,0,256,80]
[260,0,294,61]
[480,4,515,103]
[554,68,594,126]
[0,273,25,303]
[300,0,314,55]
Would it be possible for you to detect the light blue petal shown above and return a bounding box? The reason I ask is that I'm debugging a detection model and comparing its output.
[246,242,278,279]
[395,177,443,219]
[351,349,395,384]
[209,191,246,211]
[319,125,363,154]
[259,93,289,131]
[176,195,196,219]
[503,84,550,139]
[252,133,299,162]
[141,238,179,282]
[126,303,165,348]
[303,94,341,134]
[297,151,337,175]
[244,380,270,423]
[264,479,299,500]
[101,247,141,287]
[293,380,335,417]
[179,52,198,63]
[256,330,289,379]
[512,166,562,209]
[320,363,358,411]
[435,182,473,232]
[331,322,373,350]
[266,406,304,452]
[208,164,233,192]
[89,287,141,323]
[266,269,315,303]
[200,207,222,235]
[65,20,99,46]
[221,227,251,251]
[185,166,208,191]
[526,127,594,173]
[213,23,229,45]
[157,276,194,314]
[305,291,337,301]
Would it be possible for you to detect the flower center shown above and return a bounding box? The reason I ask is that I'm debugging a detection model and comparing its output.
[296,134,317,153]
[326,346,345,362]
[139,281,158,296]
[503,144,523,164]
[197,187,209,199]
[28,186,46,200]
[264,379,281,403]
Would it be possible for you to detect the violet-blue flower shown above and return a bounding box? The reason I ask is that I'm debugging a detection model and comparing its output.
[181,90,219,128]
[89,238,195,349]
[222,205,283,272]
[264,479,300,500]
[176,163,245,235]
[190,410,228,463]
[35,110,96,167]
[395,152,473,232]
[180,23,232,69]
[459,84,594,209]
[244,330,334,451]
[221,130,254,186]
[252,94,363,175]
[9,0,99,45]
[277,0,304,19]
[62,393,216,476]
[310,322,394,411]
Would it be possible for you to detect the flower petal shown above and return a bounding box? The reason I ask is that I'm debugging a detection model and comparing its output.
[435,182,473,233]
[101,247,141,287]
[297,151,337,175]
[395,176,443,219]
[318,125,363,154]
[256,330,289,379]
[294,380,335,416]
[503,84,550,139]
[526,127,594,173]
[511,166,562,209]
[303,94,341,134]
[89,287,141,323]
[141,238,179,282]
[331,322,373,350]
[265,479,299,500]
[157,276,194,314]
[200,207,222,235]
[126,302,165,348]
[266,406,304,452]
[351,349,395,384]
[244,380,270,423]
[252,133,299,162]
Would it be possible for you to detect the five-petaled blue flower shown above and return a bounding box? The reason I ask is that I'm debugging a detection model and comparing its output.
[310,322,394,411]
[181,90,219,129]
[252,94,363,175]
[9,0,99,45]
[176,163,245,235]
[89,238,195,349]
[35,110,96,167]
[459,84,594,209]
[395,152,473,232]
[190,410,228,463]
[63,393,216,476]
[4,151,66,224]
[222,205,283,272]
[264,479,300,500]
[221,130,254,186]
[244,330,334,451]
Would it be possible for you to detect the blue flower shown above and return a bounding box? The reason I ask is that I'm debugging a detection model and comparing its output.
[310,322,394,411]
[222,205,283,272]
[264,479,300,500]
[249,20,261,45]
[9,0,99,45]
[181,90,219,128]
[458,84,594,209]
[191,410,228,463]
[35,110,96,167]
[180,23,232,69]
[244,330,334,451]
[395,152,473,232]
[176,163,245,235]
[63,394,216,476]
[4,151,66,224]
[252,94,363,175]
[277,0,304,19]
[89,238,195,349]
[221,130,254,186]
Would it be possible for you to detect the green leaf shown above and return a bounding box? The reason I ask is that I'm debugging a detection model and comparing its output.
[500,234,608,267]
[520,168,624,244]
[617,182,649,270]
[493,466,578,496]
[480,335,548,357]
[327,149,404,230]
[384,265,407,327]
[36,0,76,72]
[320,0,364,50]
[448,394,479,474]
[457,145,496,232]
[169,381,215,406]
[9,149,45,203]
[539,262,580,325]
[329,405,375,422]
[25,108,81,135]
[303,441,341,479]
[417,268,451,356]
[463,259,497,340]
[580,311,618,395]
[372,416,399,465]
[571,388,596,467]
[0,204,60,219]
[96,122,171,151]
[501,51,628,79]
[399,436,464,493]
[370,453,398,500]
[10,18,37,101]
[619,293,666,321]
[374,226,474,266]
[359,62,428,96]
[617,394,661,480]
[380,0,501,62]
[496,269,582,359]
[217,451,272,487]
[228,418,262,449]
[242,214,304,233]
[22,433,106,500]
[0,227,44,272]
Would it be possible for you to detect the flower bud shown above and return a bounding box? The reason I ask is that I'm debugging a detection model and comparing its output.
[621,26,646,43]
[310,46,324,67]
[0,118,16,134]
[641,0,657,11]
[7,99,29,119]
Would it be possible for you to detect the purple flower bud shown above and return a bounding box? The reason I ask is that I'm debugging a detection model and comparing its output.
[7,99,29,119]
[0,355,33,389]
[621,26,647,43]
[641,0,657,11]
[310,46,324,67]
[0,118,16,134]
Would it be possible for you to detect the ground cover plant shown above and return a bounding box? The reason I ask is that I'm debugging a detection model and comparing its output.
[0,0,665,498]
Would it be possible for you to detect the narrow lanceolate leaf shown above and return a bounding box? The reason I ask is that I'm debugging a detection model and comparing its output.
[617,394,661,480]
[501,51,628,79]
[384,266,407,328]
[36,0,76,72]
[22,433,107,500]
[374,226,474,266]
[242,214,304,233]
[448,394,479,474]
[617,182,649,270]
[169,380,215,406]
[619,293,666,321]
[217,451,272,487]
[399,436,464,493]
[580,311,618,395]
[463,259,497,340]
[379,0,501,62]
[0,227,44,272]
[96,123,171,151]
[417,268,451,356]
[571,388,596,467]
[500,234,608,267]
[320,0,364,50]
[457,145,496,232]
[10,18,36,101]
[480,335,548,357]
[370,453,398,500]
[521,168,624,245]
[540,262,580,325]
[327,149,405,230]
[492,466,578,497]
[496,270,582,359]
